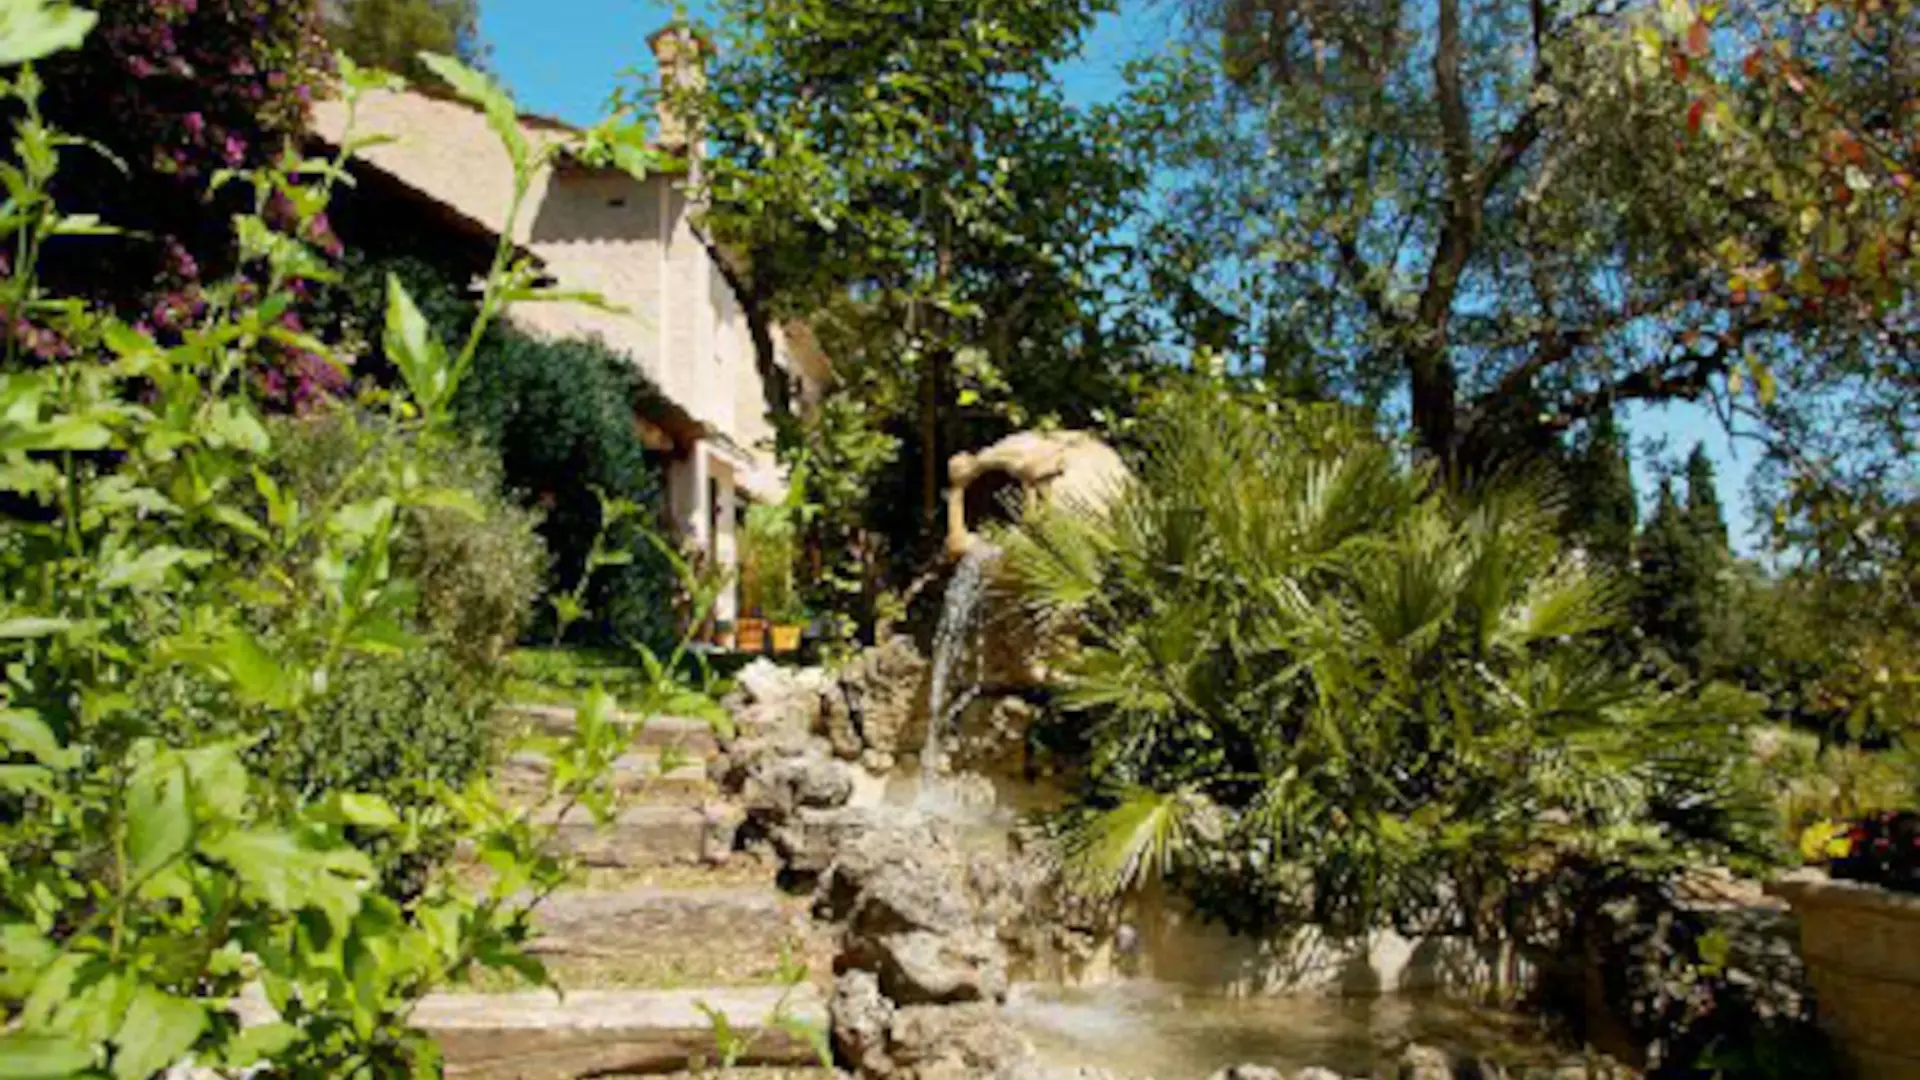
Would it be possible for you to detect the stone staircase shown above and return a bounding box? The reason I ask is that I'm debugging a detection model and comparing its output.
[419,701,836,1078]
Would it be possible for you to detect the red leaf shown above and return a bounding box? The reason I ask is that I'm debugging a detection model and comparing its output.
[1743,51,1763,79]
[1672,52,1690,80]
[1687,98,1707,134]
[1687,19,1710,56]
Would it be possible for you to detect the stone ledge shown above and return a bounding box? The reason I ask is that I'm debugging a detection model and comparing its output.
[1765,869,1920,918]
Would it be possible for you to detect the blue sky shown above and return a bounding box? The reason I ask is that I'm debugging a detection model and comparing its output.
[479,0,1763,550]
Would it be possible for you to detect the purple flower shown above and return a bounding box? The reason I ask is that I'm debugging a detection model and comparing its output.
[222,134,246,166]
[127,56,155,78]
[182,111,205,139]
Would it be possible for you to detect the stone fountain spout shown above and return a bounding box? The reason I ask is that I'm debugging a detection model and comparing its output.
[944,430,1130,561]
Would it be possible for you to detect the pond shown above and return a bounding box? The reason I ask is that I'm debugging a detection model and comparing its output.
[1005,981,1575,1079]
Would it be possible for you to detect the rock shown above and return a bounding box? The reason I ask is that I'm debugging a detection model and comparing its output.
[1295,1070,1346,1080]
[869,926,1009,1005]
[730,660,829,737]
[773,806,890,876]
[744,748,854,817]
[888,1003,1030,1077]
[998,1068,1129,1080]
[697,799,744,864]
[818,818,970,932]
[954,694,1035,774]
[1207,1067,1286,1080]
[1388,1045,1455,1080]
[832,637,930,758]
[822,688,864,760]
[831,969,894,1077]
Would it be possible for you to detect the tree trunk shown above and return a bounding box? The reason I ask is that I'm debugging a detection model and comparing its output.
[919,353,942,531]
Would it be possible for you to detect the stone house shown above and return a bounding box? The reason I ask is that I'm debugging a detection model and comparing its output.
[311,28,829,624]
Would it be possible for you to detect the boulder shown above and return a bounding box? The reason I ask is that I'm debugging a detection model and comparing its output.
[1388,1045,1455,1080]
[953,694,1036,775]
[998,1068,1130,1080]
[831,636,930,759]
[743,748,855,818]
[831,969,895,1077]
[772,806,891,877]
[1206,1069,1287,1080]
[729,660,829,737]
[888,1003,1031,1078]
[817,818,970,931]
[867,926,1010,1005]
[1295,1070,1348,1080]
[822,687,865,760]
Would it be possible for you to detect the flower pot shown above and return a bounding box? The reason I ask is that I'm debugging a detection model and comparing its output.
[1767,869,1920,1079]
[736,617,769,654]
[771,624,803,654]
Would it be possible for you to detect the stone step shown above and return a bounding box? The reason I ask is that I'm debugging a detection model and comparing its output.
[495,750,712,805]
[435,987,830,1078]
[497,704,723,756]
[526,885,835,990]
[226,985,827,1078]
[533,803,725,867]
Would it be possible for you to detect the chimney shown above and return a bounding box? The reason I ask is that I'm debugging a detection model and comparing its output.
[648,24,710,156]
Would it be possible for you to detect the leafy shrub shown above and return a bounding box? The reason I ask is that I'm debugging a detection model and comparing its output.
[1826,811,1920,894]
[1003,389,1776,937]
[266,410,549,667]
[0,37,679,1075]
[1767,737,1917,845]
[455,328,678,651]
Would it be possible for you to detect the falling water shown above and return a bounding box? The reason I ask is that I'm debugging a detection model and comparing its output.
[922,543,1001,786]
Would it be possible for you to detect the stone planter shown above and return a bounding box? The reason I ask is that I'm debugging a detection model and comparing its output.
[1767,870,1920,1079]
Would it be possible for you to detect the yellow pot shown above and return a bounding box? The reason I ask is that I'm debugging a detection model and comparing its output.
[771,624,803,654]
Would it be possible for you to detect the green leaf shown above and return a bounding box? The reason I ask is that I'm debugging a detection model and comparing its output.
[179,629,295,709]
[0,1032,94,1078]
[0,616,73,639]
[126,754,192,882]
[111,984,205,1080]
[220,1022,299,1068]
[98,546,208,592]
[202,828,371,934]
[382,275,451,416]
[326,792,400,829]
[0,709,69,767]
[206,504,270,544]
[330,497,396,543]
[0,416,111,453]
[0,1,97,68]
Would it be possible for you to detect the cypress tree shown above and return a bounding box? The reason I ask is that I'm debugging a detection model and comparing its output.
[1568,408,1638,571]
[1638,477,1709,671]
[1683,444,1730,554]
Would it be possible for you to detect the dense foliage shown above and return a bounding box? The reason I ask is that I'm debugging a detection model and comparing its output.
[0,28,685,1074]
[454,329,678,651]
[325,0,486,84]
[309,247,680,652]
[682,0,1156,625]
[1004,387,1775,935]
[1829,810,1920,895]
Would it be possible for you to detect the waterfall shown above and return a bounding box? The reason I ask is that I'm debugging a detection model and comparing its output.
[923,542,1001,784]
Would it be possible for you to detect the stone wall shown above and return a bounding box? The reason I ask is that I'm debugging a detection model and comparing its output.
[1769,871,1920,1080]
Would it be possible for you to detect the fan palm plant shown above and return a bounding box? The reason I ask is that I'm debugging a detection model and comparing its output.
[1002,390,1773,937]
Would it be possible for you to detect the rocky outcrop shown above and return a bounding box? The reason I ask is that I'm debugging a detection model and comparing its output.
[823,636,930,769]
[820,819,1012,1006]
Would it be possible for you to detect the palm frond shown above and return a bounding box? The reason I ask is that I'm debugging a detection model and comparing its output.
[1059,787,1202,900]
